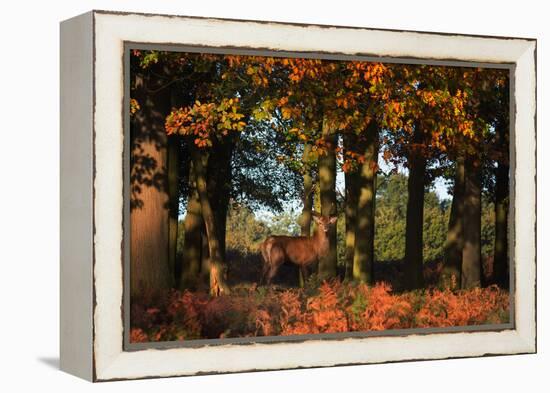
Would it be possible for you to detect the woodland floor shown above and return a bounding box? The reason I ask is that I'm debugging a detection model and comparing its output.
[130,255,510,343]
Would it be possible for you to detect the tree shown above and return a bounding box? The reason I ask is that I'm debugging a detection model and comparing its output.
[339,62,394,284]
[403,123,427,289]
[166,97,247,295]
[493,119,509,288]
[381,64,489,289]
[428,66,509,289]
[231,118,304,214]
[180,162,203,290]
[457,67,508,288]
[380,65,439,290]
[129,60,174,298]
[190,147,231,295]
[298,143,315,285]
[163,52,279,294]
[374,173,449,264]
[441,156,465,289]
[462,154,482,288]
[343,133,359,279]
[491,77,510,288]
[352,125,378,284]
[167,136,180,286]
[318,118,339,279]
[299,143,315,237]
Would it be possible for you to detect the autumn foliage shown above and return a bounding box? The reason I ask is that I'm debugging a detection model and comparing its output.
[130,281,509,343]
[129,50,511,341]
[165,98,246,147]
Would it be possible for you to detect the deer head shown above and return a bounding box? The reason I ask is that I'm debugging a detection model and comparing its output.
[312,212,337,233]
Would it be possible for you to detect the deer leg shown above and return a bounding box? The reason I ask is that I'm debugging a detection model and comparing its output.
[259,241,272,285]
[266,246,285,285]
[266,262,284,285]
[300,265,308,284]
[266,258,281,285]
[260,261,270,285]
[266,266,277,285]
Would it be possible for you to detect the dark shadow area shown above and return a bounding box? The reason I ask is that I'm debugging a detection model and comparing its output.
[227,249,302,288]
[226,251,490,293]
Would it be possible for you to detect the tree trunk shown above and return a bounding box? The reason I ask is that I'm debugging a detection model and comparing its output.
[440,155,465,289]
[300,143,314,236]
[191,147,230,296]
[344,133,359,281]
[180,161,203,290]
[299,143,314,286]
[318,118,338,280]
[404,128,426,290]
[200,227,210,289]
[493,126,509,288]
[462,154,482,289]
[183,137,235,291]
[353,124,378,284]
[130,72,173,298]
[167,136,180,286]
[208,138,236,260]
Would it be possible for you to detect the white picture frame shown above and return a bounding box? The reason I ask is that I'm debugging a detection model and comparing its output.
[60,10,536,382]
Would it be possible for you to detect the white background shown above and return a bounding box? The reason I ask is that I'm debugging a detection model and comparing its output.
[0,0,546,391]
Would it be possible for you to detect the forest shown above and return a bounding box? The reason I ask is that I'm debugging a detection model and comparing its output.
[129,50,511,342]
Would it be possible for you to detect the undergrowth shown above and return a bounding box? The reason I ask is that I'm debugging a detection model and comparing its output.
[130,280,510,343]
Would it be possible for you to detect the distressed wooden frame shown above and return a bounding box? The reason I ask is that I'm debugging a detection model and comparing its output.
[60,10,537,382]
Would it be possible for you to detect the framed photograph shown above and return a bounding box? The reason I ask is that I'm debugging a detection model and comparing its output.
[60,10,536,382]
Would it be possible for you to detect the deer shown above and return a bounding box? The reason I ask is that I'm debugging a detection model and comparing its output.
[259,212,337,285]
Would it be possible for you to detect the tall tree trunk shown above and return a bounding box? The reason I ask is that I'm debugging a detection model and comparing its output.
[180,161,203,290]
[404,128,426,290]
[318,118,338,280]
[344,133,359,281]
[353,124,378,284]
[440,155,465,289]
[191,147,230,296]
[300,143,314,236]
[183,137,235,291]
[167,136,180,286]
[215,208,229,260]
[462,154,482,289]
[208,137,236,260]
[130,72,173,298]
[299,143,314,286]
[493,126,509,288]
[200,227,210,289]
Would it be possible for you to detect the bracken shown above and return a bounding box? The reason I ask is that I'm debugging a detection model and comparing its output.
[130,281,509,342]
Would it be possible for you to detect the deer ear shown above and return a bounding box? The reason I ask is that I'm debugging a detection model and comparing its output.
[312,215,321,223]
[329,216,337,224]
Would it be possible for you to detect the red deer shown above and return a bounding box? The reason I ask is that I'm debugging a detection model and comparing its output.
[259,213,337,285]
